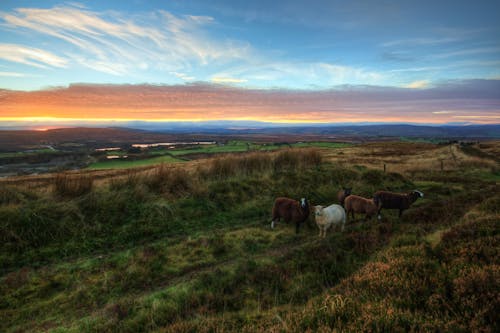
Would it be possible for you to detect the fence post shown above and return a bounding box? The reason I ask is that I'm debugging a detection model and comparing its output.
[383,163,386,173]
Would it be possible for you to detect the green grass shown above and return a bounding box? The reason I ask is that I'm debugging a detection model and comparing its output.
[167,141,248,156]
[87,155,185,169]
[1,147,498,332]
[146,140,351,157]
[0,148,58,158]
[290,142,352,148]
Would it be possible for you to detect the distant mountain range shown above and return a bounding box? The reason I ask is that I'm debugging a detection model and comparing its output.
[0,124,498,151]
[123,122,500,138]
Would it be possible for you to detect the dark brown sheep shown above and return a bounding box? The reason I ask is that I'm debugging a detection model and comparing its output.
[271,197,310,234]
[337,187,352,207]
[344,194,378,221]
[373,190,424,218]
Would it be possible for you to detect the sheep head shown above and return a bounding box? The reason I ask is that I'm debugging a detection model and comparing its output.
[413,190,424,198]
[300,198,308,209]
[313,205,324,216]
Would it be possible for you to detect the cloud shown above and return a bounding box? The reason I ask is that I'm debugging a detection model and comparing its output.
[0,5,250,75]
[432,111,455,114]
[211,77,247,83]
[453,115,500,119]
[404,80,429,89]
[0,71,30,77]
[0,79,498,124]
[211,61,384,87]
[172,72,196,81]
[381,37,459,48]
[0,43,68,68]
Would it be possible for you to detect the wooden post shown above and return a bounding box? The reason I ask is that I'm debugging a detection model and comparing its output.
[383,163,386,173]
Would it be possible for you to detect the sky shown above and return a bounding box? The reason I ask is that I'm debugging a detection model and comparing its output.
[0,0,499,126]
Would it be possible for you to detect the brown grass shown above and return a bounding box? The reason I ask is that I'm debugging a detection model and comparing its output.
[53,173,93,197]
[323,142,499,176]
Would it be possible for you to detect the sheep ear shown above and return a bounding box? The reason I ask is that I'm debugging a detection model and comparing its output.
[414,190,424,197]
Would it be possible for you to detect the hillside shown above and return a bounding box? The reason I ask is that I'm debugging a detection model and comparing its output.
[1,124,499,151]
[0,142,498,332]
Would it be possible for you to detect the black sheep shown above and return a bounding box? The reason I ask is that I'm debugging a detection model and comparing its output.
[373,190,423,218]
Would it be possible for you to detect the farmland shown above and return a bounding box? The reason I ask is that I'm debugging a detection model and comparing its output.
[87,140,353,169]
[0,141,498,332]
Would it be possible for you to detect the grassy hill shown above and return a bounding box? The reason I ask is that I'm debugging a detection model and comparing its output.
[1,143,498,332]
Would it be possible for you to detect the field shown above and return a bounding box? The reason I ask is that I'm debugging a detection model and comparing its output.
[1,141,499,332]
[86,141,353,169]
[88,155,186,170]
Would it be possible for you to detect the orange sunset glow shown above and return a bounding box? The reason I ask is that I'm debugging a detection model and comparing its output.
[2,82,499,126]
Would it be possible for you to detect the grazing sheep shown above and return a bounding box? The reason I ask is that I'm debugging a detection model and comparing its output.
[313,204,346,237]
[337,187,352,207]
[344,194,378,221]
[373,190,424,219]
[271,197,310,234]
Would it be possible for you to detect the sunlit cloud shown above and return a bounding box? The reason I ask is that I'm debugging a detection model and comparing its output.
[432,111,455,114]
[0,5,250,76]
[453,115,500,119]
[172,72,196,81]
[404,80,429,89]
[0,71,30,77]
[211,77,247,83]
[0,79,498,124]
[0,43,68,68]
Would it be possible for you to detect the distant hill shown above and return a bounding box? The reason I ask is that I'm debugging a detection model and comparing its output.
[0,124,499,151]
[101,121,500,138]
[234,124,500,138]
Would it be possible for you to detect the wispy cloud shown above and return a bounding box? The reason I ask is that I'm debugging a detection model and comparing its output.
[381,37,459,48]
[404,80,429,89]
[432,111,455,114]
[0,5,250,76]
[211,77,247,83]
[172,72,196,81]
[0,43,68,68]
[0,71,30,77]
[432,47,500,59]
[212,61,384,87]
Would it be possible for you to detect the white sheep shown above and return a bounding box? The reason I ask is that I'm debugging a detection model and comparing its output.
[312,204,346,238]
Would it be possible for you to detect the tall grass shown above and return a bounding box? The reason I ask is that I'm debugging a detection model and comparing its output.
[144,163,193,195]
[199,148,322,179]
[54,173,93,197]
[1,143,498,332]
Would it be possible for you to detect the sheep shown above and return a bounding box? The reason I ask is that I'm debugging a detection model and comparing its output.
[271,197,310,234]
[373,190,424,219]
[337,187,352,207]
[313,204,346,237]
[344,194,378,222]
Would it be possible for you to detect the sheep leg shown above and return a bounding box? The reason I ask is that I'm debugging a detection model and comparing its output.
[399,209,403,218]
[295,222,300,234]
